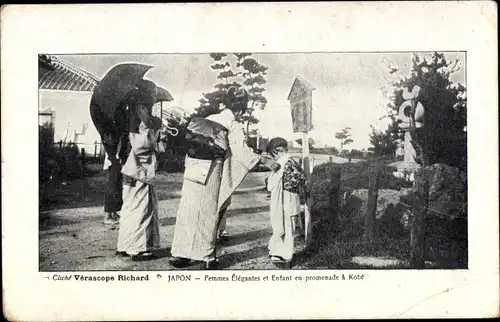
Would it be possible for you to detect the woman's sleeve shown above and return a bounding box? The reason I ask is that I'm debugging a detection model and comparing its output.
[227,123,260,170]
[284,160,309,187]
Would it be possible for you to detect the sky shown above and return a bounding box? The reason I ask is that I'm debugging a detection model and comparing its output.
[60,52,465,150]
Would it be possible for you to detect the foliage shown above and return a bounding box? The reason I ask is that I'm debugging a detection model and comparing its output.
[234,53,268,138]
[348,149,365,159]
[335,127,353,149]
[39,123,57,185]
[368,125,399,156]
[378,52,467,169]
[195,53,269,139]
[311,146,339,155]
[196,53,241,118]
[295,137,315,150]
[39,123,88,205]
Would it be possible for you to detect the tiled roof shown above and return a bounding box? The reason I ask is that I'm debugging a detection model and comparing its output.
[38,55,99,92]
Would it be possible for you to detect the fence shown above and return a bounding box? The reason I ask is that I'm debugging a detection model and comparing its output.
[290,153,364,175]
[50,140,106,162]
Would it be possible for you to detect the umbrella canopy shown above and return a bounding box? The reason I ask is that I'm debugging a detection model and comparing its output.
[156,86,174,103]
[91,63,154,119]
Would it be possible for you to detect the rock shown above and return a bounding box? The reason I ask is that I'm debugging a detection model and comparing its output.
[343,189,411,229]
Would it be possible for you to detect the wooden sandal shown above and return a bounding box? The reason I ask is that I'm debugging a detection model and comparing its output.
[269,255,287,262]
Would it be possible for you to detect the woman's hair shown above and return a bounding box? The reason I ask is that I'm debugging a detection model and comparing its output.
[226,86,248,113]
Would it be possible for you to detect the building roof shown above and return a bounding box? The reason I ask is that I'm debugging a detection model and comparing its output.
[38,55,99,92]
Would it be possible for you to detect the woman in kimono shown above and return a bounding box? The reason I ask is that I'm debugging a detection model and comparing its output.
[170,87,280,269]
[115,80,168,261]
[265,137,308,268]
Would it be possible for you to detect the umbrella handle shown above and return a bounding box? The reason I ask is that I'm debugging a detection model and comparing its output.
[167,126,179,137]
[160,118,180,137]
[161,120,179,137]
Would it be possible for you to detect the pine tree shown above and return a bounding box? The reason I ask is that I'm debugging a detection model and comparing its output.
[234,53,268,140]
[195,53,241,118]
[196,53,269,141]
[368,125,398,156]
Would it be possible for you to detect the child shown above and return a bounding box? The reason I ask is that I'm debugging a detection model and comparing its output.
[265,137,308,268]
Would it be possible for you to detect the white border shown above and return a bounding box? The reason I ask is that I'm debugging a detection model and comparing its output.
[1,2,498,320]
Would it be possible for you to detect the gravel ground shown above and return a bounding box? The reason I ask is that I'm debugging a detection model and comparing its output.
[39,169,308,271]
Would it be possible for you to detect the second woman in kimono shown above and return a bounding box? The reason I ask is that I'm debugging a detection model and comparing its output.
[115,80,168,261]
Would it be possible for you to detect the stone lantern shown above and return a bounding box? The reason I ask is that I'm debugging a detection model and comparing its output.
[397,86,425,177]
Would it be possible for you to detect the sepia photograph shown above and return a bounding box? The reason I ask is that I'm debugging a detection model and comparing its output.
[3,2,497,320]
[38,51,468,271]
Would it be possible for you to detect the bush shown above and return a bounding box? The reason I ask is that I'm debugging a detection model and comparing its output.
[311,147,339,155]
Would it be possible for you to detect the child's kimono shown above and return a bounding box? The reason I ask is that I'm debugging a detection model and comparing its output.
[266,154,308,261]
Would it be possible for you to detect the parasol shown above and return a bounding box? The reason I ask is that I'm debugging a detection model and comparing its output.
[91,63,154,120]
[156,86,174,103]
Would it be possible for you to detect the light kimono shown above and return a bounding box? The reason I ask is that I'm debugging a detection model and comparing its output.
[116,102,167,256]
[171,109,260,262]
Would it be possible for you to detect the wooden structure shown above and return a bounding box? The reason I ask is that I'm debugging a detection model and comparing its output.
[288,75,315,246]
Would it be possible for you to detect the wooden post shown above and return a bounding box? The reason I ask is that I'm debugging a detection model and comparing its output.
[329,166,341,217]
[302,132,310,177]
[99,143,104,162]
[410,168,429,268]
[363,167,380,242]
[302,131,312,246]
